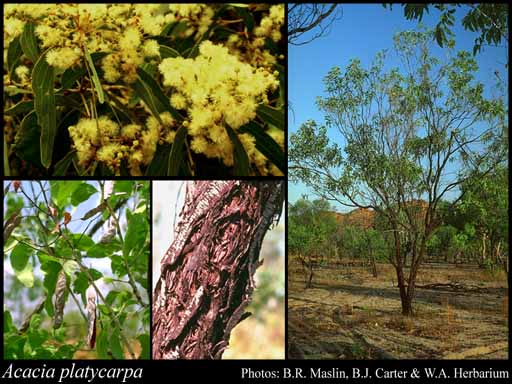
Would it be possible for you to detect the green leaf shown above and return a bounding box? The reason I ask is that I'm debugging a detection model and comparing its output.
[167,125,188,176]
[73,270,102,296]
[62,260,79,277]
[132,77,163,123]
[113,180,133,195]
[10,243,32,271]
[145,144,171,176]
[53,151,77,176]
[16,263,35,288]
[239,122,284,173]
[37,252,61,265]
[20,23,40,63]
[41,260,61,317]
[4,335,26,359]
[96,326,109,359]
[61,67,87,89]
[124,214,147,259]
[160,22,176,36]
[88,269,103,281]
[110,328,124,359]
[110,255,127,277]
[32,53,56,168]
[29,314,42,330]
[84,45,105,104]
[55,246,73,260]
[61,53,107,89]
[51,180,82,208]
[4,138,10,177]
[434,24,446,47]
[105,290,120,306]
[71,183,98,206]
[169,21,189,38]
[159,45,181,58]
[13,111,42,167]
[7,37,23,74]
[136,67,181,120]
[226,125,250,176]
[4,310,15,333]
[233,7,254,32]
[55,344,75,359]
[256,105,284,130]
[137,334,150,359]
[5,100,35,116]
[87,242,119,258]
[73,273,88,296]
[70,234,95,251]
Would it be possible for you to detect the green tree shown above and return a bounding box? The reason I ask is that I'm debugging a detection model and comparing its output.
[3,180,150,359]
[289,29,507,315]
[457,165,509,269]
[339,225,388,276]
[288,198,337,288]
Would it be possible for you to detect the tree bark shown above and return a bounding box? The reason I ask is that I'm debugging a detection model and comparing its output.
[152,181,283,359]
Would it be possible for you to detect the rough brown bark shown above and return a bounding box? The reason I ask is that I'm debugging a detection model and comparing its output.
[152,181,283,359]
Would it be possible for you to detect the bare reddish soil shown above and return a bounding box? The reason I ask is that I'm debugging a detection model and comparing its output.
[288,259,508,359]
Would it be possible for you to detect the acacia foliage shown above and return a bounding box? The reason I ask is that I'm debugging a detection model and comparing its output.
[3,180,150,359]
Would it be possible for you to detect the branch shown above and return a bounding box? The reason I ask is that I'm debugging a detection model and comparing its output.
[18,298,46,334]
[288,4,341,45]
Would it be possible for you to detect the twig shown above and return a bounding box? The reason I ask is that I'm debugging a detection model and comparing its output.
[18,298,46,334]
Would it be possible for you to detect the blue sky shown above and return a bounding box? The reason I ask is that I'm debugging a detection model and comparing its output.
[288,4,508,212]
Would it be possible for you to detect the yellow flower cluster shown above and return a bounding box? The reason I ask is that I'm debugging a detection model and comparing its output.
[255,5,285,42]
[226,4,284,69]
[3,4,212,78]
[46,47,82,70]
[159,40,282,173]
[68,113,176,176]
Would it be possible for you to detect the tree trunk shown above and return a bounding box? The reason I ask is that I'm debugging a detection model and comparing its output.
[306,266,314,289]
[392,230,410,315]
[152,181,283,359]
[481,232,487,267]
[370,252,378,278]
[367,238,378,278]
[396,265,410,316]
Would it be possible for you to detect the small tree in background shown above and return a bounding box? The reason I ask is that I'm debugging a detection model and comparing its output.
[288,198,337,288]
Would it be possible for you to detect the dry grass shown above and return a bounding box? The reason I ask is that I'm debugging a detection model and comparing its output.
[288,257,508,360]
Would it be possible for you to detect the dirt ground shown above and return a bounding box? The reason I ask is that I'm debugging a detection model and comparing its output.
[288,260,508,359]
